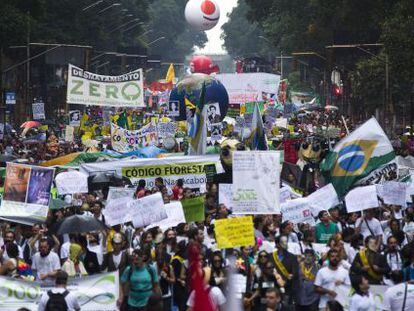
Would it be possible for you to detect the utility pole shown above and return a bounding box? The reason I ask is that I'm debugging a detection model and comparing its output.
[26,10,31,120]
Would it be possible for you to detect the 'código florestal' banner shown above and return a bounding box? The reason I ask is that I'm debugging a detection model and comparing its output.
[67,64,144,107]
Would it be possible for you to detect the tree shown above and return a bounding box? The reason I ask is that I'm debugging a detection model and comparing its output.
[221,0,268,58]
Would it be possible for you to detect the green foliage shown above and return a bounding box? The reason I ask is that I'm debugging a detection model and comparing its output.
[221,0,268,58]
[146,0,207,62]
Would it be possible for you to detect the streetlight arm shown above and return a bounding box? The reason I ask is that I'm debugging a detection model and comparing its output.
[82,0,104,11]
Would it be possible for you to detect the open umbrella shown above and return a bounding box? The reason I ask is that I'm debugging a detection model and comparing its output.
[57,214,106,235]
[20,121,41,129]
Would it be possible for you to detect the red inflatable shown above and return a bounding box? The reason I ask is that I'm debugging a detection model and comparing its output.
[190,55,220,75]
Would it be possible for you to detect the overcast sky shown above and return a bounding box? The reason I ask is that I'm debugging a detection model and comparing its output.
[195,0,238,54]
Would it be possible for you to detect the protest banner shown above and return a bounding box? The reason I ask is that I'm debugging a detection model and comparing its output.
[281,198,315,225]
[32,101,45,120]
[307,183,339,216]
[219,183,234,210]
[67,64,144,107]
[0,163,54,224]
[146,201,186,230]
[206,102,221,127]
[107,187,135,202]
[335,284,386,310]
[82,155,220,189]
[181,196,205,222]
[65,125,74,142]
[0,271,119,311]
[69,110,81,126]
[55,170,88,195]
[214,216,255,249]
[111,123,141,153]
[130,192,167,228]
[345,185,379,213]
[103,197,134,226]
[168,100,180,117]
[381,181,406,206]
[232,151,280,214]
[157,122,177,139]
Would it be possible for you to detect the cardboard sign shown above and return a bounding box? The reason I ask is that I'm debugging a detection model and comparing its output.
[130,193,167,228]
[345,185,379,213]
[181,196,205,223]
[281,198,315,225]
[214,216,255,249]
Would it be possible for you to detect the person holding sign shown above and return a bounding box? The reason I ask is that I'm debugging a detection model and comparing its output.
[315,211,339,244]
[270,235,299,304]
[350,235,390,285]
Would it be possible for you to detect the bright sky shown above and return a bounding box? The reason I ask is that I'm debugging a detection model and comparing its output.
[195,0,239,55]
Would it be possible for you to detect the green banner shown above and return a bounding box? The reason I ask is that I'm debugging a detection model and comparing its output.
[182,196,205,223]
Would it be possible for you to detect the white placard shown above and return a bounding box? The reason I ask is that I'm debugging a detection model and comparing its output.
[381,181,406,206]
[146,201,186,230]
[219,183,233,210]
[107,187,135,202]
[157,122,176,139]
[103,197,134,226]
[307,183,339,216]
[130,192,167,228]
[206,102,221,127]
[232,151,280,214]
[32,102,45,120]
[345,185,379,213]
[55,170,88,195]
[65,125,74,142]
[69,110,81,127]
[275,118,288,128]
[280,198,315,225]
[279,187,292,204]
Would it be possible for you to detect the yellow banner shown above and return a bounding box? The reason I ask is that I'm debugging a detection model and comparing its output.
[214,216,255,249]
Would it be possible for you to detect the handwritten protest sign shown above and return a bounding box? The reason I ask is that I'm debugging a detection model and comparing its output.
[0,163,55,224]
[307,183,339,216]
[55,171,88,195]
[146,201,186,230]
[157,122,176,139]
[345,185,379,213]
[130,192,167,228]
[107,187,135,202]
[111,123,158,153]
[103,197,134,226]
[281,198,315,225]
[381,181,406,206]
[181,196,205,222]
[214,216,255,249]
[232,151,280,214]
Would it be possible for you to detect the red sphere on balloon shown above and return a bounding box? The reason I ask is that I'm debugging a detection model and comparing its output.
[190,55,220,75]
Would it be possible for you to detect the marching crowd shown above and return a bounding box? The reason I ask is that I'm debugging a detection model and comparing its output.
[0,110,414,311]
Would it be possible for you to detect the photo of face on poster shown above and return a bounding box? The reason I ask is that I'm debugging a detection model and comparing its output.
[207,102,221,127]
[210,123,222,142]
[27,167,54,206]
[69,110,81,126]
[3,164,31,203]
[168,101,180,117]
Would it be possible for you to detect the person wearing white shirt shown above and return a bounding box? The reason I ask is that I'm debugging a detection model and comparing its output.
[355,209,384,240]
[186,285,226,311]
[314,248,351,309]
[31,239,61,283]
[349,275,376,311]
[383,271,414,311]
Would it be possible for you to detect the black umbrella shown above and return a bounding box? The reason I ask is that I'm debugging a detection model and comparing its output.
[57,214,106,235]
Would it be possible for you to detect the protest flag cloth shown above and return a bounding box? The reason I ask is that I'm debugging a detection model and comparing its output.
[247,102,268,150]
[165,63,175,84]
[189,82,207,155]
[320,117,395,197]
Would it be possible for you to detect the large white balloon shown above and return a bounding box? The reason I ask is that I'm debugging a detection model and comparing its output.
[185,0,220,31]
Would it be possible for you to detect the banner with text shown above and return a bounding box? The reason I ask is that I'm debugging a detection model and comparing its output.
[67,64,144,107]
[214,216,255,249]
[0,272,119,311]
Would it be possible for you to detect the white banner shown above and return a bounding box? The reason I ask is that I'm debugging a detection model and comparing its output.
[307,183,339,216]
[381,181,406,206]
[219,183,234,210]
[55,170,88,195]
[146,201,186,231]
[103,196,134,226]
[281,198,315,225]
[107,187,135,202]
[232,151,280,214]
[111,123,158,153]
[0,272,119,311]
[345,185,379,213]
[130,192,167,228]
[67,64,144,107]
[335,284,386,310]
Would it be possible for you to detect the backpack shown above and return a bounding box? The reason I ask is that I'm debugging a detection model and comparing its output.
[45,290,69,311]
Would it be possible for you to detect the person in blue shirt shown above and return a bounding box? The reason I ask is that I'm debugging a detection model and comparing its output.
[119,248,159,310]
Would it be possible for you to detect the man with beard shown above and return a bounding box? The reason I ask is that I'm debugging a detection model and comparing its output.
[351,235,390,284]
[314,248,350,310]
[270,235,299,303]
[31,239,61,283]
